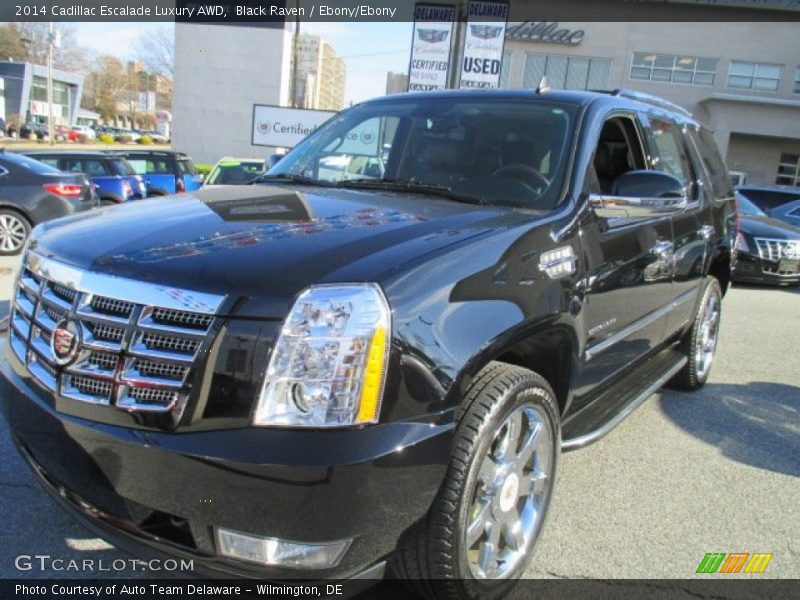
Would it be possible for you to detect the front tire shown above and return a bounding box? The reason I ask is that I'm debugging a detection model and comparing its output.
[669,276,722,391]
[0,210,31,255]
[391,362,560,600]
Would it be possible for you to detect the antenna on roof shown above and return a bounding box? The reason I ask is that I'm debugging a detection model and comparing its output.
[535,76,550,94]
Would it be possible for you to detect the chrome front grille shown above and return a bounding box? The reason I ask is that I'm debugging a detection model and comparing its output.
[9,253,225,414]
[755,238,800,276]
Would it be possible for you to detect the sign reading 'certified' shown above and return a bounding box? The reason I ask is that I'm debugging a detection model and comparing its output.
[252,105,336,148]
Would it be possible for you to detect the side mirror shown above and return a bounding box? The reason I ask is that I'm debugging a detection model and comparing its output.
[266,153,285,170]
[590,170,687,219]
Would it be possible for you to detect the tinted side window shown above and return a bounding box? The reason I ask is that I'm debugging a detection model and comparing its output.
[37,158,61,170]
[110,159,136,176]
[18,155,62,174]
[650,119,692,186]
[64,159,108,176]
[177,159,196,174]
[690,128,732,200]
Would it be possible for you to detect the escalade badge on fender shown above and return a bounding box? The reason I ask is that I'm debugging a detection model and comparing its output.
[51,319,82,365]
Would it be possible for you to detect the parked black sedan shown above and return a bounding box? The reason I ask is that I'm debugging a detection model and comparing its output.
[734,192,800,285]
[0,151,99,255]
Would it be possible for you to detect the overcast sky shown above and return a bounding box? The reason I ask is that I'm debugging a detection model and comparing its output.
[72,21,413,104]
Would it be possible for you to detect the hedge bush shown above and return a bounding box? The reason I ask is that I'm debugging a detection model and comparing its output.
[117,134,133,144]
[77,133,90,144]
[137,135,153,145]
[98,133,114,144]
[195,163,213,177]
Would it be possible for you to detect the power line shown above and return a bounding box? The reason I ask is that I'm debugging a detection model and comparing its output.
[339,49,408,60]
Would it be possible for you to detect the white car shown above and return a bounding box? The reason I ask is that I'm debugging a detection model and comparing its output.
[71,125,96,140]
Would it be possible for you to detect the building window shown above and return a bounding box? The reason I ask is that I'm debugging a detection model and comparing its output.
[728,61,782,92]
[523,53,612,91]
[630,53,717,86]
[776,153,800,186]
[794,67,800,94]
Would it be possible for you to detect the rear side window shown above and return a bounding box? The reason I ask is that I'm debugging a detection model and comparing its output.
[177,159,196,174]
[13,155,61,175]
[126,158,173,174]
[110,159,136,176]
[36,158,61,170]
[65,159,108,176]
[690,128,732,199]
[650,119,693,186]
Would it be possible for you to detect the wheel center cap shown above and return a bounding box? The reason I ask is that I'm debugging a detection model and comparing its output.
[499,472,519,513]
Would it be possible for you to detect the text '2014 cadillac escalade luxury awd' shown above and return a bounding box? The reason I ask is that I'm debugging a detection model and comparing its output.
[0,89,735,600]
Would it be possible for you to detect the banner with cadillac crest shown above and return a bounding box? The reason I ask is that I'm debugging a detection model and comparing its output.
[459,0,510,89]
[408,3,456,91]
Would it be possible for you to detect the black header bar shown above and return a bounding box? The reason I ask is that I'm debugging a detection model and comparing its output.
[3,0,800,22]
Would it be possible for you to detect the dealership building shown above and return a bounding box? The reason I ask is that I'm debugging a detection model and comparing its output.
[174,1,800,185]
[0,61,84,128]
[498,19,800,186]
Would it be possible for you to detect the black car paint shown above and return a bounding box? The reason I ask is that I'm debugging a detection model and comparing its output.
[0,90,736,580]
[0,153,98,226]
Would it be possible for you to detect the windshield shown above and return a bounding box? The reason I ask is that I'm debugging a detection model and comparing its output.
[207,160,265,185]
[268,97,578,210]
[735,192,766,216]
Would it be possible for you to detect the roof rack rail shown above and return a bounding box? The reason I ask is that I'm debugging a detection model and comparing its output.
[611,88,693,117]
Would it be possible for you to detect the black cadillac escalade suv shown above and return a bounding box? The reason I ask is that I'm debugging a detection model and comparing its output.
[0,89,735,599]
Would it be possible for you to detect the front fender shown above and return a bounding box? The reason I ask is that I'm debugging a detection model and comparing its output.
[382,224,580,423]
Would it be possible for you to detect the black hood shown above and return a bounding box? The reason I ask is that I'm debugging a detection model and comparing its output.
[739,214,800,240]
[32,184,525,318]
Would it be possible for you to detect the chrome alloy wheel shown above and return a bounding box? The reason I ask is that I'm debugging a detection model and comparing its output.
[465,403,554,579]
[695,292,720,380]
[0,214,27,253]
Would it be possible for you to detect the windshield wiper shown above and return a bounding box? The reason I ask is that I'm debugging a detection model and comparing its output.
[250,173,331,187]
[336,178,482,205]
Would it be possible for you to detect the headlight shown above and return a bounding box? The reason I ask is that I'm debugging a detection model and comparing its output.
[253,284,391,427]
[735,232,750,253]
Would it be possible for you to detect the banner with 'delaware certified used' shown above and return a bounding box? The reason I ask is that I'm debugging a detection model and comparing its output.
[459,0,510,89]
[408,3,456,91]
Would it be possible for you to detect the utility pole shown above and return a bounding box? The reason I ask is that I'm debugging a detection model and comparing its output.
[290,0,300,108]
[448,0,469,89]
[46,22,55,144]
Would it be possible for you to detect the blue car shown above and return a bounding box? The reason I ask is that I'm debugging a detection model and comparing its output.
[24,151,147,205]
[114,150,203,196]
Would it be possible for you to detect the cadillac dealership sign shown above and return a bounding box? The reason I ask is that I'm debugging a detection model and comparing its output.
[459,0,510,90]
[506,22,586,46]
[408,3,456,91]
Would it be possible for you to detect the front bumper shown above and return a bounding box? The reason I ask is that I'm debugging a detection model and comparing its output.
[0,347,453,580]
[732,252,800,285]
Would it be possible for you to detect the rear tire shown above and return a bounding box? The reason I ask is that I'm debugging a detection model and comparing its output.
[669,276,722,391]
[0,210,31,255]
[390,362,560,600]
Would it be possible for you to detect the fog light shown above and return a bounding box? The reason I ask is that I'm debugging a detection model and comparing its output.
[215,528,351,569]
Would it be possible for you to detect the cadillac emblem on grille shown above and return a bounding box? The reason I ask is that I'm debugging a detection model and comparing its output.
[51,319,81,365]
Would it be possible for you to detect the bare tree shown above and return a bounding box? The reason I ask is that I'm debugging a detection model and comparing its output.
[0,24,27,62]
[133,26,174,79]
[15,23,90,73]
[84,55,131,121]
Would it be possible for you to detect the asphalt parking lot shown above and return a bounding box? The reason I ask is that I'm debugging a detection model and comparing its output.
[0,253,797,587]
